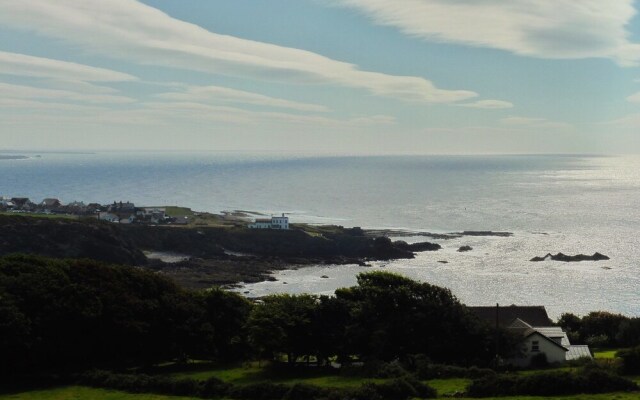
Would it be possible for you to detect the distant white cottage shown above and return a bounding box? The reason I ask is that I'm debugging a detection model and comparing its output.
[248,213,289,230]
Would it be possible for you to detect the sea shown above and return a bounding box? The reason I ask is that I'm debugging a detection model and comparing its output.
[1,152,639,318]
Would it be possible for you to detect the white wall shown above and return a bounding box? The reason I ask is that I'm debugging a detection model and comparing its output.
[509,333,567,367]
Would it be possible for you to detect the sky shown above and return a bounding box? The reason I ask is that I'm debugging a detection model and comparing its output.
[2,0,640,154]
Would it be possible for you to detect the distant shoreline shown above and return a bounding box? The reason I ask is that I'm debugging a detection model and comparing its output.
[0,155,30,160]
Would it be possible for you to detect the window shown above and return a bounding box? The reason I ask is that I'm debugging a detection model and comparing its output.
[531,340,540,352]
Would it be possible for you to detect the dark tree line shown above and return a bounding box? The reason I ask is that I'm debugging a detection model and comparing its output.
[558,311,640,348]
[1,254,516,375]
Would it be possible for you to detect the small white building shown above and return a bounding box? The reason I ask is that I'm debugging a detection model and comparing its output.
[98,212,119,223]
[248,214,289,230]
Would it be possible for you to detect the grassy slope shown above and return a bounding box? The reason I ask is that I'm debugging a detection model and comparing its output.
[169,363,385,388]
[0,386,198,400]
[0,211,77,220]
[2,386,639,400]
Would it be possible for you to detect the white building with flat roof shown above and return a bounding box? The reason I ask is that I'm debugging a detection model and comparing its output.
[248,213,289,230]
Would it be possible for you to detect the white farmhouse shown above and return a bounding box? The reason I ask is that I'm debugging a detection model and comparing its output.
[469,305,592,367]
[248,213,289,230]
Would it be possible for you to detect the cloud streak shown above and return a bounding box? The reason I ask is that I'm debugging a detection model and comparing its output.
[0,50,136,82]
[0,82,134,104]
[458,100,513,109]
[332,0,640,66]
[0,0,477,103]
[156,85,330,113]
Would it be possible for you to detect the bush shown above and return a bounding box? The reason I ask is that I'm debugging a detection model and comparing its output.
[352,377,436,400]
[467,368,638,397]
[77,370,230,398]
[227,382,290,400]
[282,383,328,400]
[340,360,408,378]
[618,346,640,374]
[578,368,638,393]
[415,362,495,380]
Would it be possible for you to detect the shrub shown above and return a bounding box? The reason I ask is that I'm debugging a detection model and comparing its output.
[415,362,495,380]
[339,360,408,378]
[77,370,231,398]
[227,382,290,400]
[578,368,638,393]
[282,383,328,400]
[353,377,436,400]
[467,368,638,397]
[617,346,640,374]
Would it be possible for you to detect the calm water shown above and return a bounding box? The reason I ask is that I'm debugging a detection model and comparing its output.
[1,152,639,318]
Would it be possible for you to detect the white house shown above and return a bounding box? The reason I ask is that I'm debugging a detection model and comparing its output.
[248,213,289,230]
[469,305,592,366]
[98,212,119,223]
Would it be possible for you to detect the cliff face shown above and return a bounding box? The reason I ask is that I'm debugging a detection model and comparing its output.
[0,216,420,263]
[119,225,416,261]
[0,215,146,265]
[0,216,439,288]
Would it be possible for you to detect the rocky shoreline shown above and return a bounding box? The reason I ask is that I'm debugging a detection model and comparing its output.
[0,214,444,289]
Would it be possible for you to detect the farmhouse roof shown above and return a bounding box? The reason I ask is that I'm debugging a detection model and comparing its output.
[468,305,554,327]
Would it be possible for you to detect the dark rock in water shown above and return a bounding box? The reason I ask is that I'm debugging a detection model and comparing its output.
[530,252,610,262]
[459,231,513,237]
[457,245,473,252]
[408,241,442,252]
[437,260,448,264]
[321,275,329,278]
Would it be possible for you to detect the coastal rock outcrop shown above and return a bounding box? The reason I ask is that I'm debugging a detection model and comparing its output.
[530,252,610,262]
[408,241,442,252]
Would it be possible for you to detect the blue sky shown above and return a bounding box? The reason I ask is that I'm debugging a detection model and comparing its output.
[2,0,640,154]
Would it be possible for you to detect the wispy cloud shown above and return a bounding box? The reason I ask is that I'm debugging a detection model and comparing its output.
[331,0,640,66]
[0,82,134,103]
[626,92,640,103]
[458,100,513,109]
[0,50,136,82]
[604,113,640,128]
[0,0,477,103]
[156,85,330,113]
[500,116,572,130]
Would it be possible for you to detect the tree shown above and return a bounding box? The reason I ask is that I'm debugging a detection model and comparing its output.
[246,294,317,364]
[199,288,253,361]
[335,271,489,364]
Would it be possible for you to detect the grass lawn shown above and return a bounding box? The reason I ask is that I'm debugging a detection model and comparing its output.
[163,207,194,218]
[2,386,639,400]
[0,386,198,400]
[168,363,384,388]
[0,211,77,220]
[426,377,470,396]
[593,348,623,359]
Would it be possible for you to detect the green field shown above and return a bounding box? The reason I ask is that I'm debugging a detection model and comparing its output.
[593,348,624,359]
[2,385,639,400]
[0,386,198,400]
[168,363,385,388]
[0,211,77,220]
